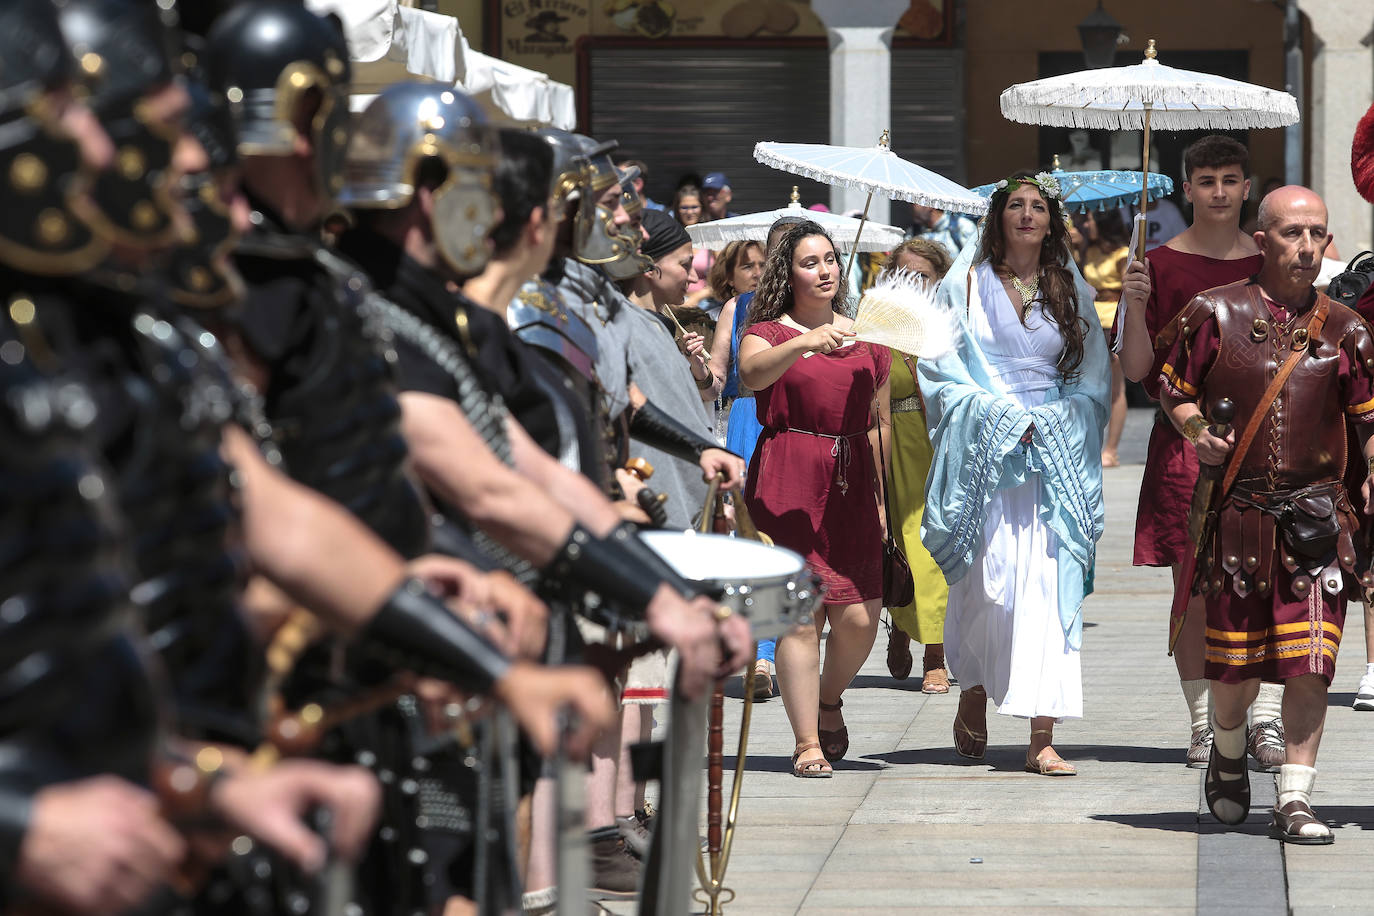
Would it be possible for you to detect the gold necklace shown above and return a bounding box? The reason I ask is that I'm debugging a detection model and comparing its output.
[1010,273,1039,319]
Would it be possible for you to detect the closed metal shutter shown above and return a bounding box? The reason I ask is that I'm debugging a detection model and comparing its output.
[890,48,966,185]
[587,46,833,215]
[587,45,966,218]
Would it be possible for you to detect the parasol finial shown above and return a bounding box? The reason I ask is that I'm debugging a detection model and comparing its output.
[878,129,890,149]
[1052,153,1061,170]
[1144,39,1157,60]
[790,185,800,204]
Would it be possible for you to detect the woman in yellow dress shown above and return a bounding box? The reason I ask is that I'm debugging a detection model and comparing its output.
[1077,209,1131,468]
[881,240,953,693]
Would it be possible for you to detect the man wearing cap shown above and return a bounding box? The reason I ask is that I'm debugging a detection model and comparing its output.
[702,171,740,220]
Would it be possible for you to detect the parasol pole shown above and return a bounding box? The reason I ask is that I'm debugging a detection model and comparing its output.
[842,129,889,295]
[1138,40,1158,262]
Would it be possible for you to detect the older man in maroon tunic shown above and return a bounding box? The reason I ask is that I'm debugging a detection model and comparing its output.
[1156,186,1374,845]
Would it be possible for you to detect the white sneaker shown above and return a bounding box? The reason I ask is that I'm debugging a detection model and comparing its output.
[1354,672,1374,711]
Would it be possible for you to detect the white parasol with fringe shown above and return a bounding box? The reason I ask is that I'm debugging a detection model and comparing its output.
[1000,39,1298,259]
[754,131,988,280]
[685,187,905,253]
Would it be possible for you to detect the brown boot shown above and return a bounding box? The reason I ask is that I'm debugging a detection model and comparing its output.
[886,626,913,680]
[587,827,640,899]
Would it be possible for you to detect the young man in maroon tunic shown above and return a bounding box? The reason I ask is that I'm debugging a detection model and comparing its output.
[1156,186,1374,844]
[1118,136,1283,770]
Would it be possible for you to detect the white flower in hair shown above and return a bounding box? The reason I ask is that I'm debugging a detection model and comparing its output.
[995,179,1009,190]
[1034,171,1062,199]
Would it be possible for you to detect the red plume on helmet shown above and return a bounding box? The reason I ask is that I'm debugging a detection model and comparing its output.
[1354,101,1374,203]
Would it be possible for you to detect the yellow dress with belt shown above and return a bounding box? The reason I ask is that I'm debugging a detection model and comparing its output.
[886,350,948,643]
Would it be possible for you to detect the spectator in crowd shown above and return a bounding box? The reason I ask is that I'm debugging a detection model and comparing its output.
[906,201,977,260]
[702,171,740,220]
[620,157,665,211]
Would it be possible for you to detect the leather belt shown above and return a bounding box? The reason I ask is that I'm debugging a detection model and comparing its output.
[891,394,923,414]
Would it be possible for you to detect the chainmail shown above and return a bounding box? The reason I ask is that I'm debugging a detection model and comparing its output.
[357,288,536,583]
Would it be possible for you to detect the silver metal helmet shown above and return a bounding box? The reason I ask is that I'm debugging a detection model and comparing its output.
[534,128,642,269]
[337,82,501,277]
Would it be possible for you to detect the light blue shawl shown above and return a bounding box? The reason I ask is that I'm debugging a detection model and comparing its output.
[918,233,1110,649]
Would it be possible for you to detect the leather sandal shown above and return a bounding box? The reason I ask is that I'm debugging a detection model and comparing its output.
[791,742,833,779]
[1204,741,1250,825]
[953,689,987,759]
[1269,800,1333,845]
[818,698,849,763]
[1025,730,1076,776]
[922,667,950,695]
[886,626,913,681]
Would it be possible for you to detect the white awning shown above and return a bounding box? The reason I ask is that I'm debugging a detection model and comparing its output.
[306,0,574,129]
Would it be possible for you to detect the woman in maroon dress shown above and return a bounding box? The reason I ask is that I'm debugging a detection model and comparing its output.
[739,221,891,777]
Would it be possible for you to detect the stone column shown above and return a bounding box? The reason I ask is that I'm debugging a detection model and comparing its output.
[1299,0,1374,253]
[811,0,908,222]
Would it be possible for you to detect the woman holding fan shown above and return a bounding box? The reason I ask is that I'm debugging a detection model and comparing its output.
[919,173,1109,776]
[738,221,890,778]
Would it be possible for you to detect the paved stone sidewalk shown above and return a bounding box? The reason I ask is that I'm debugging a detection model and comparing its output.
[609,409,1374,914]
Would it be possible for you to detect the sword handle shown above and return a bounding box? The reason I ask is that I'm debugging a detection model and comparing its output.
[1196,397,1236,484]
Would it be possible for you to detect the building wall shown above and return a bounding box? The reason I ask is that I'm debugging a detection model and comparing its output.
[964,0,1289,191]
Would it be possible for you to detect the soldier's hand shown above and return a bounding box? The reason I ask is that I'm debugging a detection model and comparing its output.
[16,776,186,914]
[492,661,616,758]
[647,588,723,699]
[714,610,754,678]
[1195,427,1235,466]
[211,760,381,871]
[484,570,549,660]
[700,448,746,491]
[1363,472,1374,516]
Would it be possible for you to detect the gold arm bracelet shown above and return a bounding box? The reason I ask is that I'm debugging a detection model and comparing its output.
[1181,414,1208,444]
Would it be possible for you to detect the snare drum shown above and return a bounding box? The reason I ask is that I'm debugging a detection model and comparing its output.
[638,531,821,640]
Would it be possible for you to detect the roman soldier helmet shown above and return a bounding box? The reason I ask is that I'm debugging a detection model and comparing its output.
[534,128,648,272]
[0,0,109,274]
[204,0,352,203]
[337,81,501,277]
[55,0,188,251]
[1353,101,1374,204]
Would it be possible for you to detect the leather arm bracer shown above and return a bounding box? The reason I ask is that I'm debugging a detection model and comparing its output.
[546,523,699,621]
[360,579,511,693]
[629,400,740,465]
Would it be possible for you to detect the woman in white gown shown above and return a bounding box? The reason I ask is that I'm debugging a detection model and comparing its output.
[919,173,1110,776]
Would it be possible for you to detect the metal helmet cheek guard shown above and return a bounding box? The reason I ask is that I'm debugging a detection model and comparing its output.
[0,0,109,274]
[602,165,653,281]
[168,81,243,309]
[205,1,352,204]
[337,82,500,277]
[55,0,186,251]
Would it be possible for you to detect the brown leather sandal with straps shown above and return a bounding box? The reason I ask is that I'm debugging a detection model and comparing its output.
[791,742,833,778]
[818,698,849,763]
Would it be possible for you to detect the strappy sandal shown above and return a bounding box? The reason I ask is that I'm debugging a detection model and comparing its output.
[953,689,987,759]
[818,698,849,763]
[1025,730,1076,776]
[1204,741,1250,825]
[921,646,950,694]
[791,742,833,778]
[1270,800,1334,845]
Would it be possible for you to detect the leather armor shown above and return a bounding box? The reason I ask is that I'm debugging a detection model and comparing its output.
[1161,279,1374,600]
[83,291,262,747]
[0,278,161,886]
[233,234,431,559]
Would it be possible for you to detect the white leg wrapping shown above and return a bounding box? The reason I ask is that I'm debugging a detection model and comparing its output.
[1276,764,1330,838]
[1182,679,1210,732]
[1250,681,1283,724]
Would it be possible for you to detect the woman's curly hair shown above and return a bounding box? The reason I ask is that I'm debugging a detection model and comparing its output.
[746,221,850,327]
[975,171,1087,380]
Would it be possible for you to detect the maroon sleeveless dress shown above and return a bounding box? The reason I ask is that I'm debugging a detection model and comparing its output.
[741,321,891,604]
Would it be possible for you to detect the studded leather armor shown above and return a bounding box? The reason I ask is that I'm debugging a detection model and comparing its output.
[0,276,161,885]
[233,231,430,559]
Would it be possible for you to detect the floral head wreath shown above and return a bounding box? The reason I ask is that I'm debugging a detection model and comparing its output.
[993,171,1063,201]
